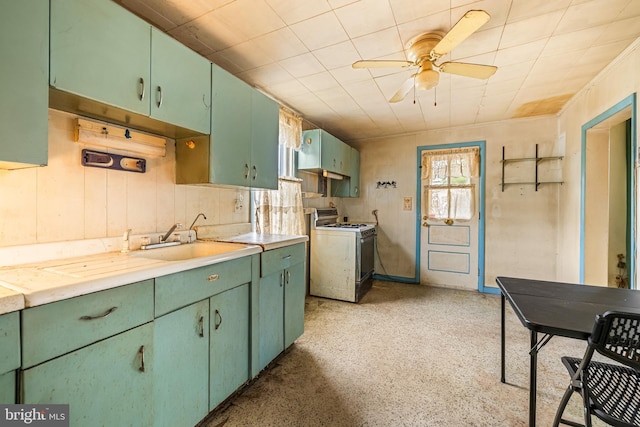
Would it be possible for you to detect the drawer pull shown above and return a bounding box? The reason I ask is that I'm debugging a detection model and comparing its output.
[214,309,222,330]
[198,316,205,337]
[286,270,291,285]
[138,77,145,101]
[138,345,145,372]
[280,273,284,287]
[207,274,220,282]
[282,255,292,260]
[79,306,118,321]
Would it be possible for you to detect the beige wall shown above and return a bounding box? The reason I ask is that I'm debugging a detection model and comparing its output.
[557,39,640,283]
[0,109,249,248]
[339,115,561,289]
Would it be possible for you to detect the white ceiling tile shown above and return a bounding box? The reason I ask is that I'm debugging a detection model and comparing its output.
[237,63,295,87]
[216,40,274,71]
[507,0,572,23]
[388,0,450,25]
[299,71,341,92]
[599,15,640,45]
[252,27,309,62]
[352,27,404,60]
[265,0,332,25]
[500,11,565,49]
[494,39,546,67]
[344,80,390,105]
[167,25,216,57]
[452,0,512,30]
[555,0,630,34]
[115,0,180,30]
[279,53,326,78]
[541,25,607,57]
[334,0,397,38]
[313,41,361,70]
[290,12,350,50]
[330,65,373,86]
[263,79,311,99]
[211,0,286,43]
[397,10,451,47]
[619,0,640,19]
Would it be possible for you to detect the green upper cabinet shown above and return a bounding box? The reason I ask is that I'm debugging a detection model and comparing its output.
[299,129,351,175]
[208,64,253,187]
[50,0,211,135]
[150,28,211,134]
[250,89,279,189]
[332,147,361,198]
[0,0,48,169]
[176,64,278,189]
[50,0,151,115]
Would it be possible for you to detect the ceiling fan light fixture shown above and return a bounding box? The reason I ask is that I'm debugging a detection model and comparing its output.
[415,69,439,91]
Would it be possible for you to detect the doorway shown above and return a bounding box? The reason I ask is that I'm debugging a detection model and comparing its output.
[416,141,487,292]
[581,94,637,288]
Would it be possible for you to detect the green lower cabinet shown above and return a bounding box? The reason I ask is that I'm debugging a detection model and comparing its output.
[22,323,154,427]
[154,300,209,427]
[0,371,15,404]
[258,271,285,372]
[284,262,306,348]
[210,283,250,410]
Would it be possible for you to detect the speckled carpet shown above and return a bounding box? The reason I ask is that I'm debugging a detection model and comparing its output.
[202,281,606,427]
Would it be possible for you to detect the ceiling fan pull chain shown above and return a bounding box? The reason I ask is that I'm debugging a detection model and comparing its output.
[434,86,437,107]
[413,74,417,104]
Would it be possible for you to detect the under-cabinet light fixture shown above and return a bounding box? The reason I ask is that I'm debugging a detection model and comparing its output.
[74,118,167,158]
[322,170,344,180]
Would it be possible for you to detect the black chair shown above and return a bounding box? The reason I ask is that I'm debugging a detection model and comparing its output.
[553,311,640,427]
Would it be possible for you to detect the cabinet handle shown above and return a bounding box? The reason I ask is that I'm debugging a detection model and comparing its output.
[280,273,284,287]
[156,85,163,108]
[252,165,257,180]
[198,316,204,337]
[244,164,250,179]
[282,255,291,260]
[138,78,145,101]
[138,345,145,372]
[214,309,222,330]
[207,274,219,281]
[286,270,290,285]
[79,306,117,321]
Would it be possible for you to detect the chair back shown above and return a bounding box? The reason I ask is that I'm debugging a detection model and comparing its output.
[590,311,640,370]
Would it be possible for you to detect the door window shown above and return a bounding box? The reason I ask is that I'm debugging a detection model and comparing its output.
[422,147,479,221]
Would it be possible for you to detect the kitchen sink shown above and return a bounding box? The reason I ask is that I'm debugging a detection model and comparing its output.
[130,241,249,261]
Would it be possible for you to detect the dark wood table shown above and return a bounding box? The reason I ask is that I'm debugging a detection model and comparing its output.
[496,276,640,427]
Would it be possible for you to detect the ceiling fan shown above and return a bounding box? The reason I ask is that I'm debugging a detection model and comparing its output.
[352,10,498,103]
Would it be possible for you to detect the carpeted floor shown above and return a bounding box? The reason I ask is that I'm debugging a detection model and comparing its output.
[203,280,607,426]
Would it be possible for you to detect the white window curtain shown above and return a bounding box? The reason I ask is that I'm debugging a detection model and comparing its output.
[253,107,305,235]
[421,147,479,221]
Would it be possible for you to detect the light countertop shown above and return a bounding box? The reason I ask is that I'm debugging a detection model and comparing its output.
[0,242,262,310]
[213,232,308,250]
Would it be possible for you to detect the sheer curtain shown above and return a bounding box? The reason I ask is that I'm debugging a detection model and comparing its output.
[421,147,479,221]
[253,107,305,235]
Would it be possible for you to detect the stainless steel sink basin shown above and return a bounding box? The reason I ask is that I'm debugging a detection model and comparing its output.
[130,241,248,261]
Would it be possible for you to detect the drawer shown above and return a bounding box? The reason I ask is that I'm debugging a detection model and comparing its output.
[155,256,252,317]
[0,311,20,374]
[22,280,153,368]
[261,243,305,277]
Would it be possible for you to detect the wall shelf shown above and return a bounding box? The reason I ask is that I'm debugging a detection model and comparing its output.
[501,144,563,192]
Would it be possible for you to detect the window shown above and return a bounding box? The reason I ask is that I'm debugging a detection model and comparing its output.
[421,147,479,221]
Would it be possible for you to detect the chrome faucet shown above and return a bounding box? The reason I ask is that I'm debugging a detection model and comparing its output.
[189,213,207,230]
[161,223,182,243]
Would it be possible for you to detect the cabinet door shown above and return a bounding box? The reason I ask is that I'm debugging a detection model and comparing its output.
[298,129,322,170]
[0,312,20,375]
[320,131,340,173]
[150,28,211,134]
[349,148,361,197]
[23,323,154,426]
[284,262,306,348]
[210,64,252,187]
[154,301,209,427]
[0,371,15,404]
[258,272,284,372]
[250,89,279,189]
[0,0,48,168]
[50,0,151,115]
[210,284,250,410]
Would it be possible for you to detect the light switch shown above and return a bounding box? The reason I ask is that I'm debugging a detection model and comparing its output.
[403,197,412,211]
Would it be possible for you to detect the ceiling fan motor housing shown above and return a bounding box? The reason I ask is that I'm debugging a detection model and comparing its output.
[406,32,444,64]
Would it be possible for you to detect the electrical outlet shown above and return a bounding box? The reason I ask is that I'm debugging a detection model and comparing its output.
[234,192,244,212]
[403,197,412,211]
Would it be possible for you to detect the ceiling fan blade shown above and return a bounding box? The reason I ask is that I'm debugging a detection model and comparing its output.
[438,62,497,79]
[431,10,490,59]
[352,60,414,69]
[389,76,417,103]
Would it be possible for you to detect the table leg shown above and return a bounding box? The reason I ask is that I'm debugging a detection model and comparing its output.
[529,330,537,427]
[501,293,505,383]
